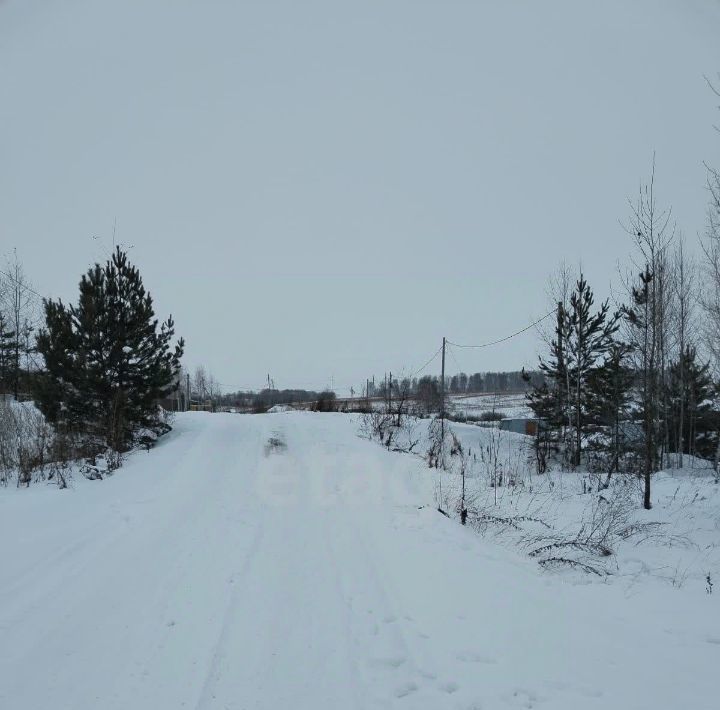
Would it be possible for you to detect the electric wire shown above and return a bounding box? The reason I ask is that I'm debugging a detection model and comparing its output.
[446,309,554,349]
[446,343,463,374]
[409,344,443,379]
[0,269,44,301]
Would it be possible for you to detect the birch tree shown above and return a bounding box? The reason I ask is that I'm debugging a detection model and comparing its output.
[1,251,37,399]
[622,161,674,509]
[670,237,696,467]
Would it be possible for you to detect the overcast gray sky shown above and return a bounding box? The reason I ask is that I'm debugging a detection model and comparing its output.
[2,0,719,394]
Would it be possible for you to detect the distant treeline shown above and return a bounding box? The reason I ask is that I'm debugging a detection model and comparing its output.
[216,371,543,411]
[367,370,544,398]
[218,388,335,412]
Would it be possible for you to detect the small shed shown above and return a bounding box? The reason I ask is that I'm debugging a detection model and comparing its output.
[499,418,538,436]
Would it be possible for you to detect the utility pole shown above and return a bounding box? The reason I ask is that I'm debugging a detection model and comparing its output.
[389,371,393,410]
[186,372,191,411]
[440,337,446,440]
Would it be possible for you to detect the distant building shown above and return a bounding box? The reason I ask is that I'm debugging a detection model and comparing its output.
[189,400,213,412]
[499,418,538,436]
[159,391,187,412]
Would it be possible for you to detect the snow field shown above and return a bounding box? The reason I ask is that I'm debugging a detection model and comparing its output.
[0,411,717,709]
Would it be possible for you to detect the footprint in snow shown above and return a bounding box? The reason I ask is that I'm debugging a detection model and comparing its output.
[394,681,418,698]
[439,681,459,694]
[510,688,541,709]
[368,656,406,670]
[456,651,497,664]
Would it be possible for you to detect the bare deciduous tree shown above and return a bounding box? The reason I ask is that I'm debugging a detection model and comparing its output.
[670,237,696,468]
[622,159,674,509]
[192,365,209,402]
[1,251,38,399]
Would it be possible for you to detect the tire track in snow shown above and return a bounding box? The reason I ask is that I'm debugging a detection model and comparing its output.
[189,417,270,710]
[0,418,221,659]
[322,472,447,706]
[192,519,267,710]
[193,422,370,710]
[317,507,371,710]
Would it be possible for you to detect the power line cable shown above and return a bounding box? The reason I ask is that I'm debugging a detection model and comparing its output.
[446,343,463,374]
[0,268,44,301]
[409,344,443,378]
[447,309,555,349]
[216,380,354,393]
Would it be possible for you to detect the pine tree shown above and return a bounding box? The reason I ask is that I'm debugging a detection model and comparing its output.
[624,265,659,509]
[527,303,567,427]
[35,248,184,452]
[526,302,570,468]
[565,275,620,466]
[588,341,635,474]
[666,346,717,460]
[527,277,620,469]
[0,314,17,395]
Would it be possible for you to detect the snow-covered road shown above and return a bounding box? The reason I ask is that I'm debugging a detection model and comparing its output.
[1,413,717,709]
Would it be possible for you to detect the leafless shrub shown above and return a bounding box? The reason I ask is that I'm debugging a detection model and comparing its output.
[538,557,606,576]
[522,479,661,574]
[468,509,552,533]
[360,400,420,454]
[360,408,395,446]
[0,399,54,486]
[47,458,71,489]
[577,486,635,547]
[471,512,524,531]
[44,430,77,488]
[449,433,470,524]
[106,448,123,472]
[478,425,511,503]
[426,417,451,469]
[617,521,667,540]
[529,540,612,559]
[394,418,421,454]
[79,461,104,480]
[78,445,125,480]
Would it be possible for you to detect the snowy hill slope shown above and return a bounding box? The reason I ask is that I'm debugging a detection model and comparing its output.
[0,412,718,709]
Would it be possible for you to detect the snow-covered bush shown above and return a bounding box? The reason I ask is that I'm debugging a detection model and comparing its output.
[360,410,719,585]
[0,397,168,487]
[360,404,419,454]
[0,398,54,486]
